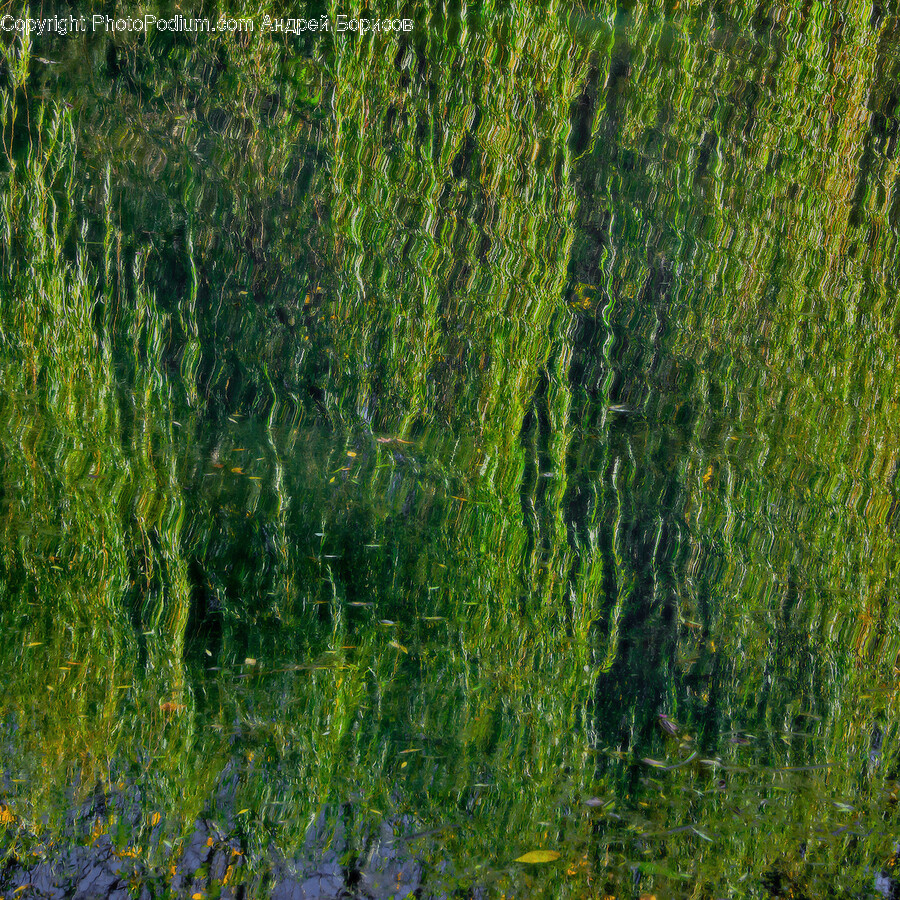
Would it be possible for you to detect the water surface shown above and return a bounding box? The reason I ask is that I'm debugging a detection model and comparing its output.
[2,2,900,897]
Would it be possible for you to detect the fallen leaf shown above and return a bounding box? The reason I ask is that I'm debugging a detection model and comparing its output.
[658,714,679,736]
[638,862,690,880]
[515,850,560,864]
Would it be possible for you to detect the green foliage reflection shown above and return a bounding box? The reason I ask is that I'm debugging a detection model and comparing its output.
[1,2,900,896]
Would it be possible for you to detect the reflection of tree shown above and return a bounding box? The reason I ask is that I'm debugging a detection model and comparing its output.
[561,0,900,889]
[3,0,900,893]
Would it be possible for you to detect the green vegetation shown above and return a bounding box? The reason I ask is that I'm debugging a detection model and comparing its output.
[1,1,900,896]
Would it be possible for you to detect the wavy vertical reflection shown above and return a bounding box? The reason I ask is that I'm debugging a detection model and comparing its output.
[0,2,899,897]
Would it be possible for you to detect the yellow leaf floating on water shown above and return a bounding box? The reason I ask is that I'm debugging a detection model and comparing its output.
[231,467,243,474]
[515,850,560,864]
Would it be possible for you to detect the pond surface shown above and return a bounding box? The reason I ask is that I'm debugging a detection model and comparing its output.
[2,2,900,897]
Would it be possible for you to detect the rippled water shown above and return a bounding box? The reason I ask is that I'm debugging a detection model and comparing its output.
[2,2,900,897]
